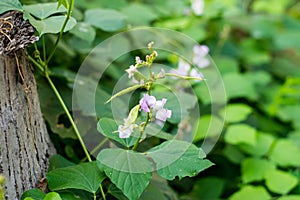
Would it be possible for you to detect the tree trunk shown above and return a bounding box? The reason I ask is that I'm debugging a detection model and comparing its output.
[0,50,56,200]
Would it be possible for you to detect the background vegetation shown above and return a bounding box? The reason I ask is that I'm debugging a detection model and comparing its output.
[6,0,300,199]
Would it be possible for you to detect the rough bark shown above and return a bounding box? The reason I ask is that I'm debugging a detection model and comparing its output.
[0,50,56,200]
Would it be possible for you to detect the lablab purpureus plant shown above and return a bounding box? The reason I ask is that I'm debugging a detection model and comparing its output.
[109,42,206,140]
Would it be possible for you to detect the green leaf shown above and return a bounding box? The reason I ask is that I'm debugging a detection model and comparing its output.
[69,22,96,43]
[265,169,298,194]
[229,185,271,200]
[97,118,138,147]
[47,162,106,193]
[24,12,77,36]
[140,174,178,200]
[21,189,45,200]
[188,177,225,199]
[194,115,224,142]
[23,2,67,19]
[238,132,275,156]
[213,56,239,75]
[147,140,213,180]
[85,9,127,32]
[269,139,300,167]
[97,148,153,200]
[277,195,300,200]
[241,158,276,183]
[127,104,140,125]
[121,3,158,26]
[48,154,75,171]
[0,0,23,14]
[58,0,68,9]
[37,77,79,139]
[225,124,257,146]
[224,145,246,164]
[223,72,257,100]
[220,104,252,123]
[44,192,62,200]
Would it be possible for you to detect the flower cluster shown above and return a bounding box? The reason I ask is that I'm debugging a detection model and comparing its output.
[139,94,172,122]
[125,48,158,84]
[169,44,209,81]
[117,94,172,138]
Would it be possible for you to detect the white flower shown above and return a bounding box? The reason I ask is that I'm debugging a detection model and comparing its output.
[190,68,204,79]
[170,59,191,76]
[191,0,204,16]
[152,98,167,111]
[192,45,210,68]
[118,124,136,138]
[155,109,172,122]
[125,65,137,78]
[135,56,142,64]
[117,118,137,138]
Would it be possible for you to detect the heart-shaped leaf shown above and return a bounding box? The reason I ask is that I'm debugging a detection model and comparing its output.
[147,140,214,180]
[47,162,106,194]
[24,12,76,36]
[97,148,153,200]
[23,2,67,19]
[0,0,23,14]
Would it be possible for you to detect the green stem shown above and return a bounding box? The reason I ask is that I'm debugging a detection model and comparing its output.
[99,184,106,200]
[45,72,92,162]
[42,35,46,62]
[28,55,44,72]
[165,73,205,81]
[81,138,109,163]
[45,0,74,64]
[132,114,150,151]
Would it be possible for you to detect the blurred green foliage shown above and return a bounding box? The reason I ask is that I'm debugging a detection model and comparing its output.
[15,0,300,199]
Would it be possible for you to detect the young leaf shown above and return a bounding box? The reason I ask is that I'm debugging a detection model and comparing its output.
[0,0,23,14]
[241,158,275,183]
[23,2,67,19]
[225,124,257,146]
[44,192,62,200]
[97,118,138,147]
[85,9,127,32]
[58,0,69,9]
[24,13,77,36]
[47,162,106,194]
[48,154,75,171]
[21,189,45,200]
[269,139,300,167]
[219,104,252,123]
[97,148,153,200]
[147,140,214,180]
[265,169,299,195]
[229,185,271,200]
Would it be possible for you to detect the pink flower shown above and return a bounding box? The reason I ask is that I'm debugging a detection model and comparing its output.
[139,94,156,113]
[139,94,172,122]
[156,108,172,122]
